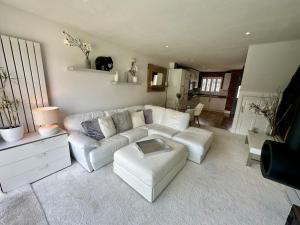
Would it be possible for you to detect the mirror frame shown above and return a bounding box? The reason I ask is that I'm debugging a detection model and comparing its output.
[147,64,167,92]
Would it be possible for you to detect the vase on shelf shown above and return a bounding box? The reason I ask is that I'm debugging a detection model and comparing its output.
[132,76,138,83]
[85,57,91,69]
[114,71,119,82]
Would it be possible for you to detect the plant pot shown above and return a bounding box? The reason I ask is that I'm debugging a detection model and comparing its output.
[0,125,24,142]
[85,58,91,69]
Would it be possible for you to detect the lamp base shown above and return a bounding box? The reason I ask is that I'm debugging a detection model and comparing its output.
[38,125,60,137]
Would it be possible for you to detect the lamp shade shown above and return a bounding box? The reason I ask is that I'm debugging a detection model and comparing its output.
[32,107,59,126]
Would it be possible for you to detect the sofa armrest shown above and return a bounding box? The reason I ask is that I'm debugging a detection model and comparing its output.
[68,132,99,172]
[68,132,99,151]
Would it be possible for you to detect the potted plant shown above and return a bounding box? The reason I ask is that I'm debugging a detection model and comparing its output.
[0,68,23,142]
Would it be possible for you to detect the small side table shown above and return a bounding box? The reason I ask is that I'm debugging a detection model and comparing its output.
[245,130,273,166]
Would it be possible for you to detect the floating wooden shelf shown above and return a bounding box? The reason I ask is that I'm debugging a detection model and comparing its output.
[67,65,114,75]
[111,81,141,85]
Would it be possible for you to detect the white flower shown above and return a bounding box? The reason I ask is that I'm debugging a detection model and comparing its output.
[64,38,70,46]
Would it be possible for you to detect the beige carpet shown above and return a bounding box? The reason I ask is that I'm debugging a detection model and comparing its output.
[0,127,291,225]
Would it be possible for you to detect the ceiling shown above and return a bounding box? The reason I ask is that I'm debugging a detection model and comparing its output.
[2,0,300,71]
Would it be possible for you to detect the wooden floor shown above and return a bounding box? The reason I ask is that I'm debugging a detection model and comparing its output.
[192,110,234,131]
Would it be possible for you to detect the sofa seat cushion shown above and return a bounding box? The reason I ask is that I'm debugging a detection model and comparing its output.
[119,128,148,143]
[161,109,190,131]
[89,135,129,170]
[148,124,180,138]
[114,135,187,186]
[172,127,213,164]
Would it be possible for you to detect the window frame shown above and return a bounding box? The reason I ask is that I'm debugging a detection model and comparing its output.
[201,77,223,94]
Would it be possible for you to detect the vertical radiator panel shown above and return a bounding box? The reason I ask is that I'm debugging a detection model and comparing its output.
[0,35,48,133]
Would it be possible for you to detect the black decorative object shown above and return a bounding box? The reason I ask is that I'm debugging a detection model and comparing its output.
[260,66,300,190]
[95,56,113,71]
[275,66,300,139]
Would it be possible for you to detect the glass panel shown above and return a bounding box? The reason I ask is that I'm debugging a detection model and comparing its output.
[215,78,222,92]
[206,78,211,91]
[201,79,207,91]
[211,79,216,92]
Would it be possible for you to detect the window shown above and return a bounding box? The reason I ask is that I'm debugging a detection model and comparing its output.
[201,77,222,93]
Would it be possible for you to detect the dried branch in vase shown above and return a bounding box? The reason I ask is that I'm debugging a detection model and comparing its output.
[248,95,280,136]
[62,31,92,59]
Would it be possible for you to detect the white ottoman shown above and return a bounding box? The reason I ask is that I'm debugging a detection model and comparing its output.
[172,127,213,164]
[113,135,187,202]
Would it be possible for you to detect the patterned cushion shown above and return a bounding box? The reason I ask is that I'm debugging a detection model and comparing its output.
[143,109,153,124]
[111,111,133,133]
[81,118,105,141]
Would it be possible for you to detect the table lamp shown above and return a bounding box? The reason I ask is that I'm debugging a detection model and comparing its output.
[32,106,60,136]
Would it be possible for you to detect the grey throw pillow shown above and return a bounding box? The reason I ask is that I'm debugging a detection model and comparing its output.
[111,111,133,133]
[81,118,105,141]
[143,109,153,124]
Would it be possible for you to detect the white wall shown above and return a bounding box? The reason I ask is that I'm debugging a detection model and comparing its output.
[240,40,300,93]
[232,40,300,134]
[0,3,168,118]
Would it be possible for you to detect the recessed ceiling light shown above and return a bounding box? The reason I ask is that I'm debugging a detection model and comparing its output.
[165,45,169,48]
[245,31,251,36]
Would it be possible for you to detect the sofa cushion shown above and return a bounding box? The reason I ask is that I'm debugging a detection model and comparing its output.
[89,135,129,170]
[98,116,117,138]
[172,127,213,163]
[130,111,145,128]
[114,135,187,186]
[119,127,148,143]
[144,105,166,124]
[148,124,180,138]
[161,109,190,131]
[143,109,153,124]
[81,118,105,141]
[64,110,105,132]
[111,111,133,133]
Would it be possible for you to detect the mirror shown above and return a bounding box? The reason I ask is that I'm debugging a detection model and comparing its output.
[147,64,167,92]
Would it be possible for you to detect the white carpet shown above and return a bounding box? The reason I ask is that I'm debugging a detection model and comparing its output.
[0,127,291,225]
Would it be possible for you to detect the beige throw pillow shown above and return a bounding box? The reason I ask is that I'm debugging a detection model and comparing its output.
[98,116,116,138]
[130,111,146,128]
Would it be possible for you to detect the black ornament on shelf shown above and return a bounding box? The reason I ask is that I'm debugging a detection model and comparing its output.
[95,56,113,71]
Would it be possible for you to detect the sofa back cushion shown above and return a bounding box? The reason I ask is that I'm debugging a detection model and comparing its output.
[104,105,144,116]
[161,109,190,131]
[111,111,133,133]
[64,110,105,132]
[144,105,166,124]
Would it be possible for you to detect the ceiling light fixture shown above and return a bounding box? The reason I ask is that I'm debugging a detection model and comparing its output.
[165,45,169,48]
[245,31,251,36]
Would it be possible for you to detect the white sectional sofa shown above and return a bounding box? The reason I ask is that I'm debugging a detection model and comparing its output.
[64,105,213,172]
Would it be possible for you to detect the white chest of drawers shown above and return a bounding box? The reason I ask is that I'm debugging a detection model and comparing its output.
[0,129,71,192]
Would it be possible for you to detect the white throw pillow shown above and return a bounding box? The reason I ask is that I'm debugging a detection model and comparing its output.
[98,116,116,138]
[130,111,145,128]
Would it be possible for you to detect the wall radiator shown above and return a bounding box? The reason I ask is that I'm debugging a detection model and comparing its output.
[0,34,49,133]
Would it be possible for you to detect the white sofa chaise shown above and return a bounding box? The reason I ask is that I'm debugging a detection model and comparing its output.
[64,105,213,172]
